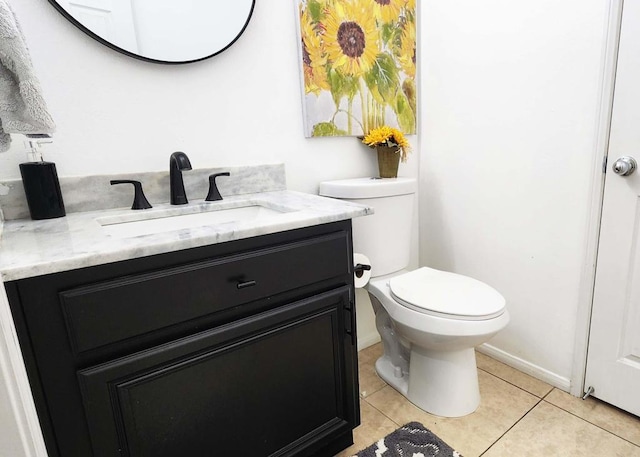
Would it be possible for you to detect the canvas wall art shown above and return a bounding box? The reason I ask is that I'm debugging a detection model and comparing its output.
[296,0,416,137]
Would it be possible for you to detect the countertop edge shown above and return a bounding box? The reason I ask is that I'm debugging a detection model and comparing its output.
[0,191,372,281]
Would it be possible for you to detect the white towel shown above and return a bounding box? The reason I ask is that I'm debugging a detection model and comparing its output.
[0,0,55,152]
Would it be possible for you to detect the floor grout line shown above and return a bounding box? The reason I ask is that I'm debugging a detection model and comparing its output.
[358,381,387,400]
[358,392,403,452]
[539,399,640,449]
[476,366,553,400]
[478,396,545,456]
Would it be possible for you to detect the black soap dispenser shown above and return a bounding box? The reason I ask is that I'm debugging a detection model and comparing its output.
[19,136,66,220]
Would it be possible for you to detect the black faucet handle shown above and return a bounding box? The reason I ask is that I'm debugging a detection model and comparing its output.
[110,180,153,210]
[205,172,231,201]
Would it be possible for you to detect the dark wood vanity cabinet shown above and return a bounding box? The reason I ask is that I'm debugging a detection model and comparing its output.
[6,221,360,457]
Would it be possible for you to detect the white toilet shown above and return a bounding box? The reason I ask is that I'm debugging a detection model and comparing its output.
[320,177,509,417]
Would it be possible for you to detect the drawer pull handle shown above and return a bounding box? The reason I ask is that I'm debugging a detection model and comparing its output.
[237,280,257,289]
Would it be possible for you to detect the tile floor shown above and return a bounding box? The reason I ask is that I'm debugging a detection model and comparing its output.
[336,343,640,457]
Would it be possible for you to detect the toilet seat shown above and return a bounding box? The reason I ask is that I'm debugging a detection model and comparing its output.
[389,267,506,321]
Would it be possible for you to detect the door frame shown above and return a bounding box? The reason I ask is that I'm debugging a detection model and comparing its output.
[570,0,624,397]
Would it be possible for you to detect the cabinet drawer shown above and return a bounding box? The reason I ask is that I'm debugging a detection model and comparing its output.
[61,232,350,354]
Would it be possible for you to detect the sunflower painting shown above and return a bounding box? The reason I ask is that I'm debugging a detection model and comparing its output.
[296,0,417,137]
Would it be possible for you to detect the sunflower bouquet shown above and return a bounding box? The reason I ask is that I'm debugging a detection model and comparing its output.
[362,126,411,162]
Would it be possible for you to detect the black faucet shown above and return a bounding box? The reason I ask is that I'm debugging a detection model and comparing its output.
[169,151,192,205]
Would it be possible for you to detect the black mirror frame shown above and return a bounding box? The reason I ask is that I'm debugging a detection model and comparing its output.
[47,0,256,65]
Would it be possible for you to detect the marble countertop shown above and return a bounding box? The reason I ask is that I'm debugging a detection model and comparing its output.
[0,191,372,281]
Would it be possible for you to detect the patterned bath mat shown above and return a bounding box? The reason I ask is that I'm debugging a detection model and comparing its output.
[353,422,463,457]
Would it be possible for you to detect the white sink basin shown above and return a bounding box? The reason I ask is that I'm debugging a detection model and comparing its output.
[98,204,288,238]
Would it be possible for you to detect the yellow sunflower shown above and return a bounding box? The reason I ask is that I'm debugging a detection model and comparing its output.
[324,1,379,77]
[362,125,411,162]
[398,18,416,78]
[300,6,329,94]
[404,0,416,12]
[370,0,404,24]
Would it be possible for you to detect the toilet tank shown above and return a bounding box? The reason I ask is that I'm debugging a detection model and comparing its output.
[319,178,417,277]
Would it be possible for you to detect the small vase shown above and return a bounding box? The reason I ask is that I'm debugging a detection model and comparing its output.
[376,145,401,178]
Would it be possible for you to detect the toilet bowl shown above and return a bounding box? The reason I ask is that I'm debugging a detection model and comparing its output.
[367,267,508,417]
[319,177,509,417]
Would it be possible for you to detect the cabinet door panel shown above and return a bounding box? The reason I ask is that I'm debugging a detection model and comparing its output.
[78,288,352,457]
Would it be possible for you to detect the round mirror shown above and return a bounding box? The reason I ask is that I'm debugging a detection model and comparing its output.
[48,0,256,64]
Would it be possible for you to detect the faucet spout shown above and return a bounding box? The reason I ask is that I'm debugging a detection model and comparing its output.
[169,151,192,205]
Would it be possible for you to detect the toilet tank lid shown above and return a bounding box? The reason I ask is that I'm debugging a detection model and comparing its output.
[319,177,417,199]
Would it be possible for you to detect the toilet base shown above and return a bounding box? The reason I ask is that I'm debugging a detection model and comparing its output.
[376,347,480,418]
[375,356,409,396]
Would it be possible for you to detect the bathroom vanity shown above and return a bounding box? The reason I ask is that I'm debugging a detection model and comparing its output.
[0,183,372,457]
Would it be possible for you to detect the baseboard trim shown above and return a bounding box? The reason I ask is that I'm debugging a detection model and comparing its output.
[357,334,381,352]
[478,343,571,392]
[355,338,572,392]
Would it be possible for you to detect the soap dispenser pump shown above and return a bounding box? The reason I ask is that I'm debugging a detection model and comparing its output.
[19,135,66,220]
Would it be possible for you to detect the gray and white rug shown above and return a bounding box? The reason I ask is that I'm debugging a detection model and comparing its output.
[353,422,463,457]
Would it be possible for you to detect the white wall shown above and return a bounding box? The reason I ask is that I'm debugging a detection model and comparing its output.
[1,0,418,190]
[419,0,609,386]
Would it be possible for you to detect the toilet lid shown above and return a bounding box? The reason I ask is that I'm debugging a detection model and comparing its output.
[389,267,506,320]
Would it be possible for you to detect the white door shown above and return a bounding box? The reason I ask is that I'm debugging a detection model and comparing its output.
[585,0,640,417]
